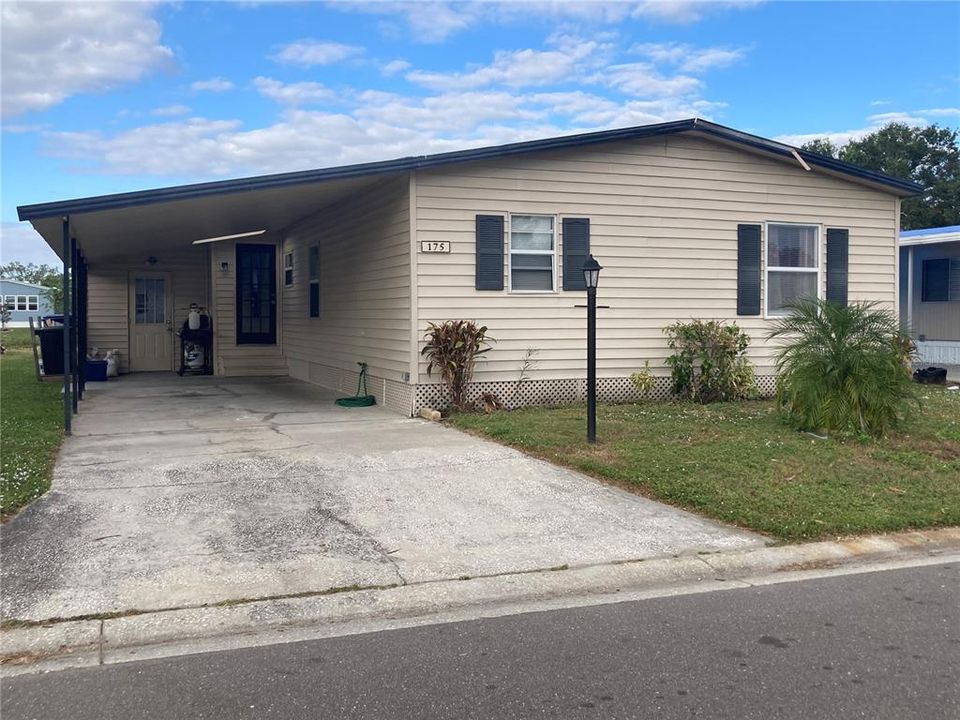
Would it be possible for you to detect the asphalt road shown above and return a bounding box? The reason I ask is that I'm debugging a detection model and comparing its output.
[3,563,957,720]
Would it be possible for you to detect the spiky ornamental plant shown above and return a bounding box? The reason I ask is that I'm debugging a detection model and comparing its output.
[421,320,493,411]
[768,298,918,437]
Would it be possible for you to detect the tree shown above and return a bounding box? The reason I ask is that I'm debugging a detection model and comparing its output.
[0,262,62,312]
[801,123,960,230]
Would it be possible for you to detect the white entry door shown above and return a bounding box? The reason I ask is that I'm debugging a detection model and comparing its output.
[129,273,173,371]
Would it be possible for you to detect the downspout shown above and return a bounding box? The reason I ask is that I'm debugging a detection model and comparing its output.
[61,216,72,435]
[70,236,79,413]
[907,245,915,333]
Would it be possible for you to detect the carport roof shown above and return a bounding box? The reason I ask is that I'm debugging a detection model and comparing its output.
[18,118,923,259]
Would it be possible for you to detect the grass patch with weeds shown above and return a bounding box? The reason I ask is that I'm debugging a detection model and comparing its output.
[1,347,63,518]
[450,390,960,541]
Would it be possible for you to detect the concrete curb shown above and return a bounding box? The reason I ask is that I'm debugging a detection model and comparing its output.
[3,527,959,675]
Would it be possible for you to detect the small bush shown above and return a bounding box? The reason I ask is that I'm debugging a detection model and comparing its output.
[629,360,655,399]
[421,320,493,411]
[768,298,918,437]
[664,320,758,403]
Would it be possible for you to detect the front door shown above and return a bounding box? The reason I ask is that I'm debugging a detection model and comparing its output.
[129,273,173,371]
[236,243,276,344]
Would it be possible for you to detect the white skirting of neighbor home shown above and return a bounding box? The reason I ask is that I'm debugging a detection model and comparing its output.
[916,340,960,365]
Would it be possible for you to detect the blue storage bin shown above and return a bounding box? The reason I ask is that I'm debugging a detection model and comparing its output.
[86,359,108,381]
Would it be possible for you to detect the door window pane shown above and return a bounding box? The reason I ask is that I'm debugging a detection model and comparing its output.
[135,278,165,324]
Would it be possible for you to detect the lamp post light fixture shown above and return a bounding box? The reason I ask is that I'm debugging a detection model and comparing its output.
[582,254,603,444]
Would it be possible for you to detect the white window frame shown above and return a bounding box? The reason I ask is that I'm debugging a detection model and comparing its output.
[508,213,558,294]
[3,295,15,311]
[283,251,294,287]
[27,295,39,311]
[16,295,27,311]
[764,222,822,318]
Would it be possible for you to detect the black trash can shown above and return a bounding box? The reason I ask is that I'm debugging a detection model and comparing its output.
[37,326,65,376]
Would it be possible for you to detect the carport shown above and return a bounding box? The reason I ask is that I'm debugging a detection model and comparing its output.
[18,165,413,433]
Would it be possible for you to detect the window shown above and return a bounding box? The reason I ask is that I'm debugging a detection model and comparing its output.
[921,258,950,302]
[16,295,27,311]
[134,278,166,324]
[308,245,320,317]
[3,296,14,311]
[27,295,38,311]
[283,252,294,287]
[766,223,819,316]
[510,215,555,292]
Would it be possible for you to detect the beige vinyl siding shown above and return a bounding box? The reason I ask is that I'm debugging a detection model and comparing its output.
[415,132,899,382]
[86,247,209,373]
[904,242,960,341]
[281,174,412,384]
[209,237,287,376]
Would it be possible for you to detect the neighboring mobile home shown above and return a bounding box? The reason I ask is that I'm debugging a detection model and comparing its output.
[899,225,960,365]
[17,119,920,415]
[0,278,55,328]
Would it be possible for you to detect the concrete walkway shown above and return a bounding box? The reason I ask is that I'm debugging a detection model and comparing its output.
[1,375,764,624]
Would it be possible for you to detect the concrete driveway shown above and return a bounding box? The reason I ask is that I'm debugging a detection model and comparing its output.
[1,376,765,623]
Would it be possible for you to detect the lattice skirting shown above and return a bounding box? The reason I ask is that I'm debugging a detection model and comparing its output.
[288,359,415,416]
[413,374,777,416]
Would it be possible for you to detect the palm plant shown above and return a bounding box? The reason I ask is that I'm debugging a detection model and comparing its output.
[768,298,917,437]
[421,320,493,411]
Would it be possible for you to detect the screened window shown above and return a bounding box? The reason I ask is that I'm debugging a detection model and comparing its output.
[308,245,320,317]
[3,296,14,311]
[921,258,950,302]
[766,223,819,316]
[283,252,294,287]
[510,215,555,292]
[27,295,38,311]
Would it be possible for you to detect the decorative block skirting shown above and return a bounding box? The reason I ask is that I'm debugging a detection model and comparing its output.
[412,374,777,416]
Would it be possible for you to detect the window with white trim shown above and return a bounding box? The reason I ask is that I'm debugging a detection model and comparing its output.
[283,252,294,287]
[16,295,27,311]
[509,215,555,292]
[766,223,819,316]
[3,296,14,311]
[27,295,38,311]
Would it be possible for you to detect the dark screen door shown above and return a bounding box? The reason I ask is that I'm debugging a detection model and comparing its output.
[236,244,276,344]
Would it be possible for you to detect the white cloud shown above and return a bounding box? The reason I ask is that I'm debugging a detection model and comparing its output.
[191,77,235,93]
[870,99,892,107]
[381,59,412,75]
[151,104,191,117]
[631,42,746,73]
[407,40,607,90]
[334,1,763,42]
[1,1,173,118]
[923,107,960,118]
[253,77,334,106]
[598,63,701,97]
[776,110,938,147]
[0,222,60,266]
[271,40,363,66]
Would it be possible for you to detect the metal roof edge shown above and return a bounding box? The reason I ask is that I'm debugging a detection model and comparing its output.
[17,118,921,221]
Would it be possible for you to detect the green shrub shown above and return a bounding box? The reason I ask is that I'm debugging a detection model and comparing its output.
[421,320,493,411]
[664,320,757,403]
[629,360,655,399]
[768,298,918,437]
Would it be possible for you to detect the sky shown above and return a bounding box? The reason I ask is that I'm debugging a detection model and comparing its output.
[2,0,958,266]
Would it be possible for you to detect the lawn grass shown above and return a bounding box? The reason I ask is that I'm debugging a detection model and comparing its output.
[450,390,960,541]
[2,328,34,349]
[1,346,63,518]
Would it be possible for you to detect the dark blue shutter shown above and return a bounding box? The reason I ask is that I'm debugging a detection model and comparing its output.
[562,218,590,291]
[475,215,504,290]
[736,224,762,315]
[826,228,849,306]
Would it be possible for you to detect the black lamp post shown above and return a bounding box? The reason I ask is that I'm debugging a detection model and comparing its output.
[582,254,602,444]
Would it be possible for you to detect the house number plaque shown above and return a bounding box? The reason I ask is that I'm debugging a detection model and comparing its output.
[420,241,451,253]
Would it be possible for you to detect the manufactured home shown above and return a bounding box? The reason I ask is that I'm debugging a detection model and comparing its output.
[0,278,55,328]
[17,119,920,417]
[899,225,960,365]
